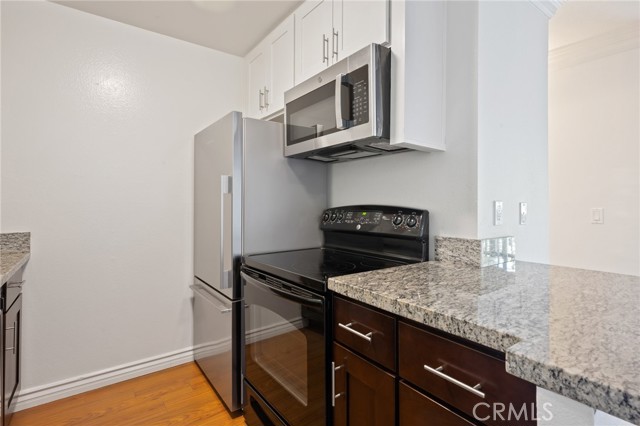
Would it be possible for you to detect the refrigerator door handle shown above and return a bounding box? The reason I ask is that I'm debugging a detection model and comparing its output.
[220,175,233,289]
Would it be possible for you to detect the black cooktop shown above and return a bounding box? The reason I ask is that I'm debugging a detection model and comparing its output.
[243,248,407,293]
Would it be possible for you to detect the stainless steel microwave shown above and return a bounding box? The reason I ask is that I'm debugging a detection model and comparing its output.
[284,44,405,162]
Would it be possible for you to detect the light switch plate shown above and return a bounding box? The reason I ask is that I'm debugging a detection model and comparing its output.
[494,201,504,226]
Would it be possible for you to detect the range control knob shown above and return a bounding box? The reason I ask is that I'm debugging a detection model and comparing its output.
[392,214,404,226]
[322,212,330,223]
[406,215,418,228]
[337,212,344,221]
[330,211,338,222]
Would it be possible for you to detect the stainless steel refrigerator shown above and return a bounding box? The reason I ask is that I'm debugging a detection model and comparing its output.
[192,111,327,412]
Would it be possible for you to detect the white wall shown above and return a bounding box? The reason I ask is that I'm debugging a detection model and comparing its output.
[330,1,480,260]
[476,1,550,263]
[1,0,243,401]
[330,1,550,262]
[549,30,640,276]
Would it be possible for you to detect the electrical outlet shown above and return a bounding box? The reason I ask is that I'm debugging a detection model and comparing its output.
[591,208,604,224]
[519,202,527,225]
[494,201,504,226]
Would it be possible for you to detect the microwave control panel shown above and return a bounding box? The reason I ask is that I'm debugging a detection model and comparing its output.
[350,65,370,127]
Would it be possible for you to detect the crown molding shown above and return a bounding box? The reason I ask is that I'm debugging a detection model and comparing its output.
[529,0,565,19]
[549,24,640,70]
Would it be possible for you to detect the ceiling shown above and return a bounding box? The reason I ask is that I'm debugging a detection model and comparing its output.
[53,0,302,57]
[549,0,640,50]
[54,0,640,56]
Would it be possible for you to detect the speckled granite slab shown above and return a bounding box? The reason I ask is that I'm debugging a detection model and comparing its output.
[0,232,31,284]
[328,261,640,424]
[435,236,516,267]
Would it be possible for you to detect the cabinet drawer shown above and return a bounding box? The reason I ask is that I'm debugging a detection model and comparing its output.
[399,381,477,426]
[334,296,395,370]
[399,322,536,426]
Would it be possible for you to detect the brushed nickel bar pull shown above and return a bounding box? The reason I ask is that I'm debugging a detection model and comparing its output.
[338,322,372,342]
[331,362,344,407]
[332,29,339,60]
[7,280,25,289]
[264,86,269,108]
[322,34,329,64]
[423,364,485,399]
[5,322,16,353]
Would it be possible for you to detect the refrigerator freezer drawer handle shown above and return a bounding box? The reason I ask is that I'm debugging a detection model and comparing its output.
[220,175,232,290]
[190,285,233,313]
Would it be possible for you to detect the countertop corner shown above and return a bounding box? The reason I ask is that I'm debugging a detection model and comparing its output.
[328,260,640,424]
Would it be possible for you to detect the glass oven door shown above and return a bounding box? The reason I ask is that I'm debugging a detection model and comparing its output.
[242,270,326,426]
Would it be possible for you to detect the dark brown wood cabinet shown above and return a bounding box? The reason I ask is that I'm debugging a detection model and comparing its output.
[334,296,396,370]
[332,295,536,426]
[332,343,395,426]
[399,381,476,426]
[398,322,536,426]
[2,267,24,426]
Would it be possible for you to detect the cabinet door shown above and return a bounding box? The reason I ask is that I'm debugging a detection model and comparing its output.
[333,343,395,426]
[4,294,22,425]
[267,16,295,114]
[333,0,389,62]
[246,45,268,119]
[399,381,477,426]
[295,0,333,83]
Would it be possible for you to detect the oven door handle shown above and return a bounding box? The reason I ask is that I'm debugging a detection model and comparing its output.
[241,272,323,307]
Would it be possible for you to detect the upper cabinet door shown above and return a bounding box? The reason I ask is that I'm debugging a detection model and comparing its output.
[334,0,389,61]
[267,16,295,113]
[246,46,268,119]
[295,0,333,83]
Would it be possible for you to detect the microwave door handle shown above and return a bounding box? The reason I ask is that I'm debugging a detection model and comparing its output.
[335,73,350,130]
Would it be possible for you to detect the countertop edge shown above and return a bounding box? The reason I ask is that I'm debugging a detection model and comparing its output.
[506,348,640,424]
[0,252,31,285]
[328,263,640,424]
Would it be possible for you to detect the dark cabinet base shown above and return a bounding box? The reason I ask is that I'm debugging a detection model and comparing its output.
[333,343,395,426]
[399,381,477,426]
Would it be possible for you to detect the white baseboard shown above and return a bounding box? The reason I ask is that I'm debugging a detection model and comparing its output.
[16,319,306,411]
[15,346,195,412]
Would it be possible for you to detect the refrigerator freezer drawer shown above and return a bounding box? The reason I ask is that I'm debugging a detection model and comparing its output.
[192,281,242,412]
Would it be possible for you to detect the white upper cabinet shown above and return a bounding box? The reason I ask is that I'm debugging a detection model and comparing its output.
[246,48,268,119]
[334,0,389,62]
[296,0,334,83]
[296,0,389,83]
[245,16,295,119]
[389,0,447,152]
[267,17,295,114]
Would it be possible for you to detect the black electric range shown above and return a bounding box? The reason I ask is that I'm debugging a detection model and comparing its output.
[241,205,429,426]
[243,248,408,294]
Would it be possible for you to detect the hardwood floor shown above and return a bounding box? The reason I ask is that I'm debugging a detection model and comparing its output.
[11,362,246,426]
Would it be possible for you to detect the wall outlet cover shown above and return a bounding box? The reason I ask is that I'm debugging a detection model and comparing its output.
[519,202,527,225]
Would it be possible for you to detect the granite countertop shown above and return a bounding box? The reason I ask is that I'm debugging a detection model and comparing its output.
[328,261,640,424]
[0,233,31,284]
